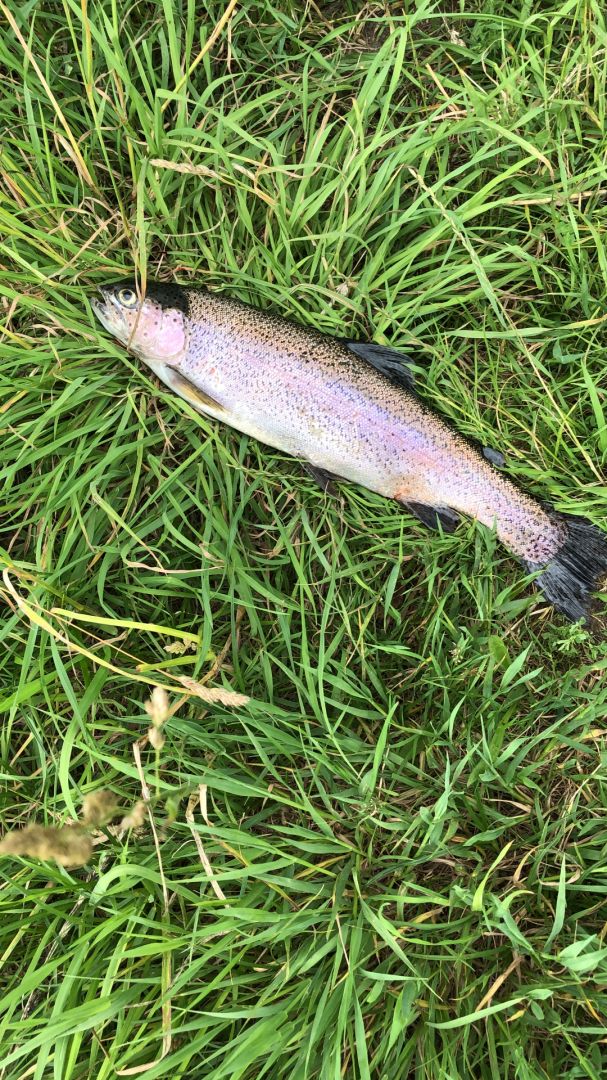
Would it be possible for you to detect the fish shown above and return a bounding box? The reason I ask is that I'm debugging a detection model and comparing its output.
[91,279,607,622]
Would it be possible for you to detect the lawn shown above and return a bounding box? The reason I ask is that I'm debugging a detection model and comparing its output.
[1,0,607,1076]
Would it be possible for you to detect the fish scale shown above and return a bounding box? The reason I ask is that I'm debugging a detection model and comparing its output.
[92,279,607,622]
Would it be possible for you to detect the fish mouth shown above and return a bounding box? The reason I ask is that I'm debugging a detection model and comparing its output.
[91,286,111,312]
[91,294,113,333]
[91,289,126,338]
[90,293,104,317]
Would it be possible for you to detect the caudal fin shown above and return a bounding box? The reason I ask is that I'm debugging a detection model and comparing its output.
[525,514,607,622]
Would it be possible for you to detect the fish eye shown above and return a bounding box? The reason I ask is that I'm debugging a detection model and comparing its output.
[117,287,138,307]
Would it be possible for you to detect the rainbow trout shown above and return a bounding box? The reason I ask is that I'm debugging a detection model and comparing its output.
[92,280,607,621]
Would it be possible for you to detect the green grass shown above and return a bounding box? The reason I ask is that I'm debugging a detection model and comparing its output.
[1,0,607,1075]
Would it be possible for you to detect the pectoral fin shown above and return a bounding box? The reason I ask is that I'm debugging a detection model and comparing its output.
[167,369,226,414]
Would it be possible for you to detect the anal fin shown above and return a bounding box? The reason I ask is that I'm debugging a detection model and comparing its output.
[403,501,460,533]
[304,463,339,494]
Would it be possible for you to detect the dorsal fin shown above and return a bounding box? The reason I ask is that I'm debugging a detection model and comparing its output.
[345,341,418,393]
[346,340,506,467]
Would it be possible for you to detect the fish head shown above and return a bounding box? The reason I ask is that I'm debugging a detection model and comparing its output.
[92,279,188,363]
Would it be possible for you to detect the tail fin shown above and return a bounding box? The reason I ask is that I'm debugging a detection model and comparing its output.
[525,514,607,622]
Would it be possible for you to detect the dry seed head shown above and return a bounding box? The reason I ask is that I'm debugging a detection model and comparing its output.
[81,789,119,826]
[120,801,147,831]
[164,640,188,655]
[0,825,92,868]
[164,639,197,655]
[178,676,249,707]
[148,726,166,751]
[145,685,170,727]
